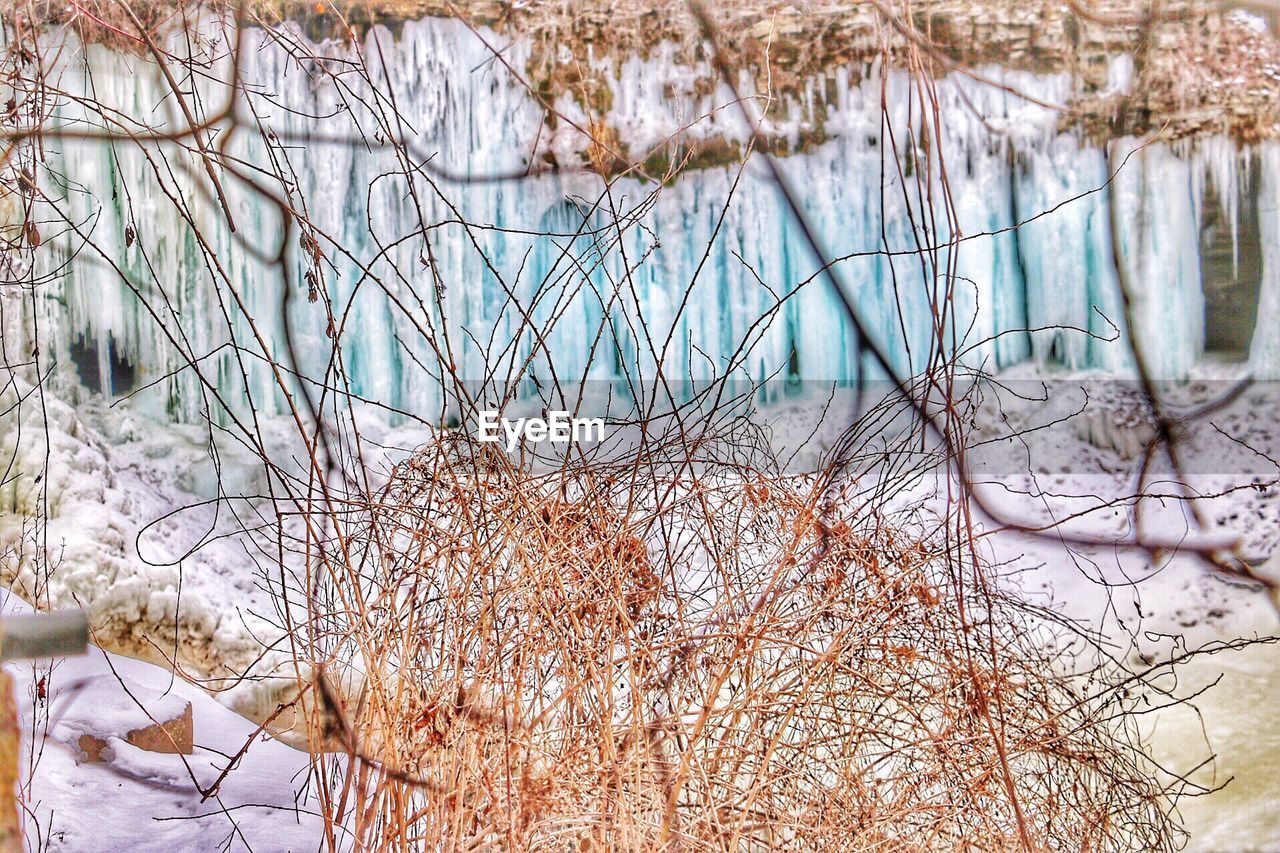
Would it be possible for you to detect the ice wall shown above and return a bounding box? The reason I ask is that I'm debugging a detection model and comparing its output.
[1253,143,1280,373]
[3,18,1273,424]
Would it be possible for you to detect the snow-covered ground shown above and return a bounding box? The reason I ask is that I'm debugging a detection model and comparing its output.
[967,363,1280,850]
[1,593,323,851]
[0,377,308,730]
[2,365,1279,848]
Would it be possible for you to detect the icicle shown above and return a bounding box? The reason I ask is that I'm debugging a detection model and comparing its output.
[11,22,1274,422]
[1250,142,1280,378]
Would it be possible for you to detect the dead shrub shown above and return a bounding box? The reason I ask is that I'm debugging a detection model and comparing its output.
[303,429,1176,851]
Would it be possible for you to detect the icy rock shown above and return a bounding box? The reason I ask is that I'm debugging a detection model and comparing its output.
[0,381,300,736]
[54,675,193,763]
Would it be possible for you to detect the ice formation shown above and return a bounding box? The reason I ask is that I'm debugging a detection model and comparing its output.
[0,376,303,722]
[0,17,1274,425]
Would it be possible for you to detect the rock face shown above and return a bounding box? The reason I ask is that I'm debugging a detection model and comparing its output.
[260,0,1280,144]
[12,0,1279,145]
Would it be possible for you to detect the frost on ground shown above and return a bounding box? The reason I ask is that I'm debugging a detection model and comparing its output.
[968,364,1280,849]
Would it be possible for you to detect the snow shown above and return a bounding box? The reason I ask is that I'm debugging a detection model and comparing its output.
[0,375,310,731]
[51,673,190,755]
[1230,9,1271,34]
[1,593,322,852]
[2,363,1280,847]
[963,363,1280,849]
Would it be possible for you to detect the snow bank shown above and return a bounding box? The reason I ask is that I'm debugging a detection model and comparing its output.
[0,377,302,731]
[1,592,322,852]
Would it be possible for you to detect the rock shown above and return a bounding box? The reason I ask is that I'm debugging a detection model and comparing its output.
[76,701,193,762]
[49,674,194,763]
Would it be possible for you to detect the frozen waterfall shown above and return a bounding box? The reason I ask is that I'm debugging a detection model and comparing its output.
[3,17,1274,424]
